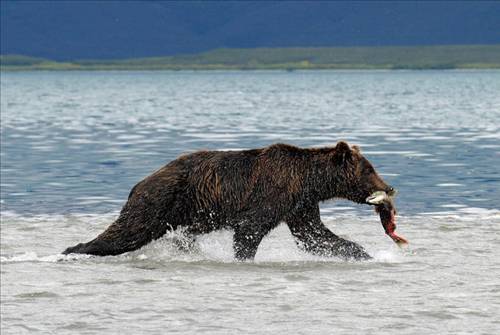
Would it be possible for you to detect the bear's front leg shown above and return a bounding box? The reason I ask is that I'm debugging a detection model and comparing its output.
[286,202,371,260]
[233,221,275,261]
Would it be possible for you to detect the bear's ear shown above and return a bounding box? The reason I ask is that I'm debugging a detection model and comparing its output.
[333,141,352,164]
[335,141,350,153]
[352,145,361,153]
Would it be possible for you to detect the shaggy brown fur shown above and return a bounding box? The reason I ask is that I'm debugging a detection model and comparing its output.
[63,141,394,260]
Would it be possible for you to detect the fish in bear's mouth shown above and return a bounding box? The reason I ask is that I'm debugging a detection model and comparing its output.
[366,191,408,245]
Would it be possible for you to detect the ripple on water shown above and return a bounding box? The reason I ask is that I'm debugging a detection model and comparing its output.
[14,291,60,299]
[2,71,500,334]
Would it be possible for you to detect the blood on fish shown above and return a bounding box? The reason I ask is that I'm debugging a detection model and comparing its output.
[375,200,408,245]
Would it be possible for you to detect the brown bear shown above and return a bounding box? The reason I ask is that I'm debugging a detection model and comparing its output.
[63,141,396,260]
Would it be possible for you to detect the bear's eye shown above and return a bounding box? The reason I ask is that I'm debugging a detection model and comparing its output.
[365,165,375,174]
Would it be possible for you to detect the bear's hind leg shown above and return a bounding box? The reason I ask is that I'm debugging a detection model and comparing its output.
[62,237,131,256]
[62,215,171,256]
[63,196,180,256]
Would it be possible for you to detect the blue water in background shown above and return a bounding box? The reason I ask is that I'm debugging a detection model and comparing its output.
[1,70,499,216]
[2,71,500,335]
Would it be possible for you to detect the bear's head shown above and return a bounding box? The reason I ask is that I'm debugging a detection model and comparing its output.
[331,141,396,205]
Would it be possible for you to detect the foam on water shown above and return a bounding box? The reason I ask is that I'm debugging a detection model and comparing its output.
[0,251,92,264]
[1,208,496,266]
[0,213,398,265]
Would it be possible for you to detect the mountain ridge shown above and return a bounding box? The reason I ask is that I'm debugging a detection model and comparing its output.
[2,1,500,60]
[3,45,500,70]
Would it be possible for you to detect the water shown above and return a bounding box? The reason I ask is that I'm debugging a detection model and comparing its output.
[1,70,500,334]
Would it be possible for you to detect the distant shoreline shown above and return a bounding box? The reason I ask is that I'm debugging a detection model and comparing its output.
[2,45,500,71]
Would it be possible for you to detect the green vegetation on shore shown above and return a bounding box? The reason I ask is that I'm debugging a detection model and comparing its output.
[2,45,500,71]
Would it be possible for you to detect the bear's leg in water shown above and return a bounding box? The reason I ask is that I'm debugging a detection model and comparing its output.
[286,202,371,260]
[62,195,180,256]
[233,221,276,261]
[62,214,172,256]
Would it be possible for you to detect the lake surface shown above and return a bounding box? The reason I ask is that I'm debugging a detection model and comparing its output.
[1,70,499,334]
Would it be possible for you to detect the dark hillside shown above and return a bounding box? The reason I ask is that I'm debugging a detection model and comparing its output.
[1,1,500,60]
[2,45,500,71]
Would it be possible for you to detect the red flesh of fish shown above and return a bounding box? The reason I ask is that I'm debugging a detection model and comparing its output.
[376,200,408,245]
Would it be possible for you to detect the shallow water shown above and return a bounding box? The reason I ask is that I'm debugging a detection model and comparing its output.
[1,70,500,334]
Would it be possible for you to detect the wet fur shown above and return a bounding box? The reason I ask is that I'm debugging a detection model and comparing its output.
[63,142,392,260]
